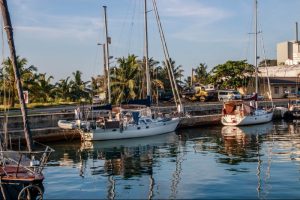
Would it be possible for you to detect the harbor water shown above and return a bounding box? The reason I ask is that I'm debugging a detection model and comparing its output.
[43,120,300,199]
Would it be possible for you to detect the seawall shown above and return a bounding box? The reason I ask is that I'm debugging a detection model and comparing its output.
[0,100,289,143]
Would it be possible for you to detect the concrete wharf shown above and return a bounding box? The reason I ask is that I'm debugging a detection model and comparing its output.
[0,100,288,143]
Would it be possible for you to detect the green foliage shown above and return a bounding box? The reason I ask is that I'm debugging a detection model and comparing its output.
[209,60,254,90]
[0,56,37,106]
[0,56,93,107]
[0,55,259,107]
[69,70,90,101]
[193,63,209,85]
[259,59,277,67]
[160,58,184,91]
[111,54,140,104]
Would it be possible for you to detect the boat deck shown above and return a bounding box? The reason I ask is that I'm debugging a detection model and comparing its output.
[0,165,44,183]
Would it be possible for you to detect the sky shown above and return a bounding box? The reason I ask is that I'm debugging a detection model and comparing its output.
[2,0,300,82]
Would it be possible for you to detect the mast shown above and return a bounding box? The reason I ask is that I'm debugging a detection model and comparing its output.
[296,22,298,43]
[144,0,151,100]
[254,0,258,95]
[152,0,183,112]
[0,0,33,151]
[103,6,111,104]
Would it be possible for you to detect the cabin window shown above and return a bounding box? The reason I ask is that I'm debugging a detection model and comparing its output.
[274,87,279,94]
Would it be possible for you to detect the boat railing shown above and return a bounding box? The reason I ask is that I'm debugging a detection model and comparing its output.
[0,141,54,175]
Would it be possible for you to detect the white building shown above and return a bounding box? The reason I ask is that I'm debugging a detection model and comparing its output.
[277,41,300,65]
[258,66,300,98]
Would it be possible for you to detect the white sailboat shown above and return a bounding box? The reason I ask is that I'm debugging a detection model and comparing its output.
[78,0,180,141]
[221,0,273,126]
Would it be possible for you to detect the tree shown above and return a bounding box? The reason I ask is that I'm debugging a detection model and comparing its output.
[193,63,209,85]
[31,73,55,102]
[209,60,254,90]
[111,54,140,104]
[149,58,163,103]
[160,58,184,92]
[0,56,37,107]
[55,77,71,101]
[258,59,277,67]
[69,70,90,101]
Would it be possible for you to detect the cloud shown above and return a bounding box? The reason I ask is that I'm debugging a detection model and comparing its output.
[15,25,97,41]
[9,0,103,41]
[13,12,103,41]
[158,0,230,20]
[154,0,232,43]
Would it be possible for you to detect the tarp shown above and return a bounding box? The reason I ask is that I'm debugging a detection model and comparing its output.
[92,104,112,111]
[121,96,151,107]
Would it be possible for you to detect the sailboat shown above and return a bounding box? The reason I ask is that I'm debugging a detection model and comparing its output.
[221,0,273,126]
[76,0,180,141]
[0,0,54,198]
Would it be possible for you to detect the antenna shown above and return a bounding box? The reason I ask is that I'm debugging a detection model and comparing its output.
[296,22,298,43]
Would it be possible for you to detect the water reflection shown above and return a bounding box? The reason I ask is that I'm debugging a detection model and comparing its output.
[79,132,179,199]
[176,122,278,199]
[44,121,300,199]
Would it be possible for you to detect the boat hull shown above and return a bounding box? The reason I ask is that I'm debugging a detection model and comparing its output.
[80,118,180,141]
[222,111,273,126]
[57,120,77,130]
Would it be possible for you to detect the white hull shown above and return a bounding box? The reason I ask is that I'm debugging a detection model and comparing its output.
[80,117,180,141]
[81,131,177,150]
[58,120,77,130]
[222,110,273,126]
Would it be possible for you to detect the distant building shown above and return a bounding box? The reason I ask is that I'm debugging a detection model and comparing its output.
[277,41,300,65]
[257,66,300,98]
[255,23,300,98]
[277,22,300,65]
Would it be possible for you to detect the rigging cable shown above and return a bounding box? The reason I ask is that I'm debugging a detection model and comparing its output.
[151,0,182,110]
[260,28,273,107]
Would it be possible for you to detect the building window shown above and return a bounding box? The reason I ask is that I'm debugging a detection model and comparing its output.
[291,86,296,94]
[283,86,287,93]
[274,87,279,94]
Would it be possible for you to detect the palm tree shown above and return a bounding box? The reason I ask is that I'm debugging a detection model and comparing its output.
[160,58,184,92]
[55,77,71,101]
[69,70,90,101]
[111,54,140,104]
[149,58,163,103]
[194,63,209,85]
[1,56,37,107]
[31,73,55,102]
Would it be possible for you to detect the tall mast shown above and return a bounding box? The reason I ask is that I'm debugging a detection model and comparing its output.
[152,0,182,112]
[103,6,111,104]
[144,0,151,100]
[254,0,258,95]
[103,43,107,102]
[0,0,33,151]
